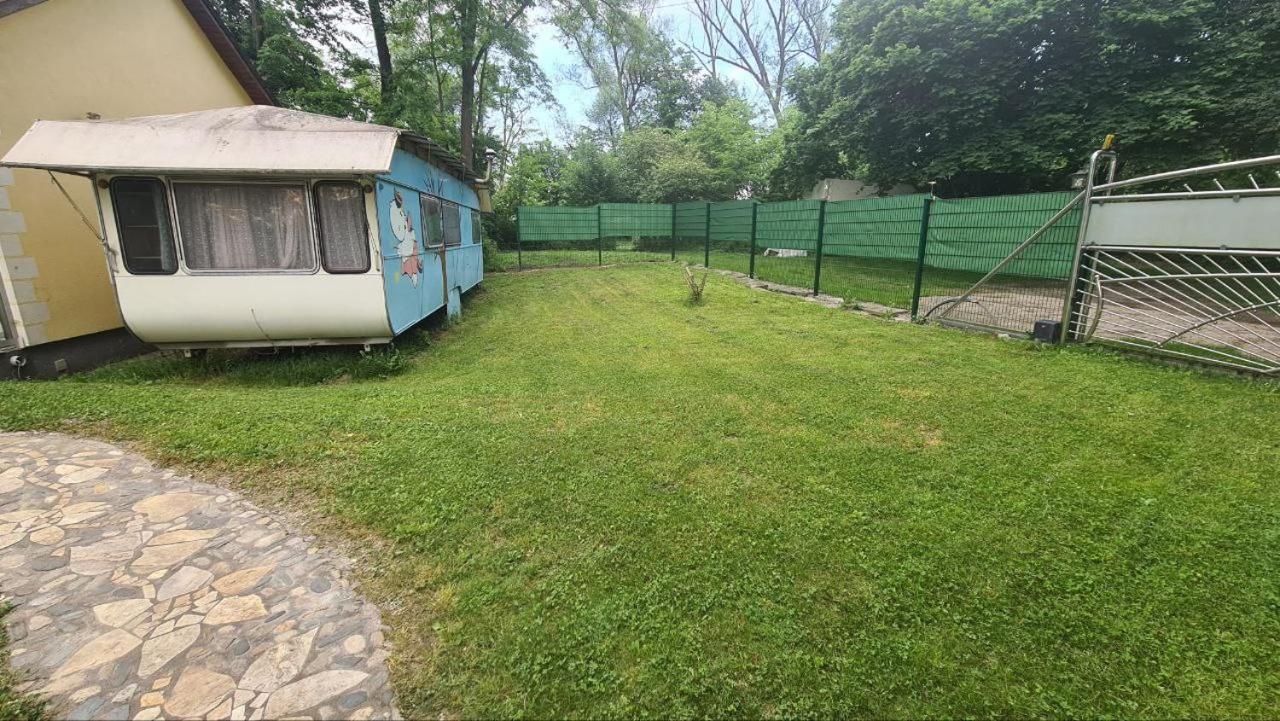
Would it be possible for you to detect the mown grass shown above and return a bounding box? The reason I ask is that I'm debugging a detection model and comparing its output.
[494,247,992,309]
[1,264,1278,718]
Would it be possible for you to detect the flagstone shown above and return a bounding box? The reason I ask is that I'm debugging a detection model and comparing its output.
[263,670,369,719]
[53,629,141,678]
[131,540,207,574]
[149,529,220,546]
[156,566,214,602]
[133,493,211,523]
[93,599,153,628]
[212,565,273,596]
[29,526,64,545]
[203,595,267,626]
[239,628,317,692]
[61,466,109,485]
[138,625,201,678]
[69,534,142,575]
[163,666,234,719]
[0,432,398,720]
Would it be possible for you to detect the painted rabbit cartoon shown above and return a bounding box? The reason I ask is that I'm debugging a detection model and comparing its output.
[390,190,423,286]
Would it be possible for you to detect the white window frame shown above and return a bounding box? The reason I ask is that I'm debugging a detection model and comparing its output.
[313,180,372,274]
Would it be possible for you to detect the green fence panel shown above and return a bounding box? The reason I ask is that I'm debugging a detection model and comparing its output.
[705,201,755,274]
[755,200,822,250]
[817,194,930,307]
[822,194,931,260]
[709,201,755,242]
[673,202,709,238]
[518,206,599,242]
[672,202,707,265]
[915,191,1082,334]
[753,200,822,289]
[924,191,1080,279]
[599,203,673,238]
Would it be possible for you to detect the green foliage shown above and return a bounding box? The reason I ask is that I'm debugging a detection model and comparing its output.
[2,266,1277,718]
[504,99,777,219]
[778,0,1280,196]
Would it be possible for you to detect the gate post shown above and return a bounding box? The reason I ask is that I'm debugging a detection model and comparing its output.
[910,197,934,320]
[703,202,712,267]
[1060,150,1116,342]
[516,206,523,271]
[597,204,603,266]
[749,202,758,279]
[813,201,827,296]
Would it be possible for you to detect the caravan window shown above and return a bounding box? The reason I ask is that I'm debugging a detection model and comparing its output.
[471,210,482,246]
[174,183,315,271]
[109,178,177,274]
[314,182,370,273]
[443,202,461,246]
[419,195,443,248]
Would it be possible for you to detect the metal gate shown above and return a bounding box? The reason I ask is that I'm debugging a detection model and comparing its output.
[930,149,1280,374]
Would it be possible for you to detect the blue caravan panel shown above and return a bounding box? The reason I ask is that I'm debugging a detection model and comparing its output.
[377,179,432,333]
[376,148,483,334]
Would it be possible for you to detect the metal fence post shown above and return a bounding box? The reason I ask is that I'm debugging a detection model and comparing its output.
[596,204,603,266]
[515,206,523,271]
[670,204,677,260]
[749,202,758,278]
[909,197,934,319]
[813,201,827,296]
[703,202,712,267]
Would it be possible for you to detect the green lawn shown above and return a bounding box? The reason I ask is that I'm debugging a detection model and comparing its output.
[495,247,991,309]
[2,264,1278,718]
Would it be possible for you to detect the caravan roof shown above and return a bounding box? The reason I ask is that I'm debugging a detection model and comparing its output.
[1,105,474,179]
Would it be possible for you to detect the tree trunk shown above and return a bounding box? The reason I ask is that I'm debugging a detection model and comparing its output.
[248,0,264,56]
[368,0,394,101]
[459,1,478,172]
[474,55,489,145]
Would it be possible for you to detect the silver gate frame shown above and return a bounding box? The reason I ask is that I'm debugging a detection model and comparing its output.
[1059,151,1280,370]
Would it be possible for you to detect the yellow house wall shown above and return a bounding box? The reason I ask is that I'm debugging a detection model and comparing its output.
[0,0,254,347]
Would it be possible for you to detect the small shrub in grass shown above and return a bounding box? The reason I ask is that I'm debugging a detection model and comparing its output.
[684,265,709,303]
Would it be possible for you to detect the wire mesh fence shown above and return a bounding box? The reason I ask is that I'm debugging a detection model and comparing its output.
[673,202,709,267]
[708,201,755,275]
[753,200,822,291]
[515,192,1083,334]
[821,195,931,308]
[920,192,1081,334]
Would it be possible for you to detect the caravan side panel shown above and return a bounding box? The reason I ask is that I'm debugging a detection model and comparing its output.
[377,149,483,332]
[116,274,391,344]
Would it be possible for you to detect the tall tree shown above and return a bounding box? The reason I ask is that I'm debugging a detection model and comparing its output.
[367,0,395,101]
[452,0,537,171]
[686,0,831,122]
[777,0,1280,196]
[554,0,672,139]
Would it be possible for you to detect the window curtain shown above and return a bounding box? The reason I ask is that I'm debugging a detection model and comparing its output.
[174,183,313,270]
[316,184,369,272]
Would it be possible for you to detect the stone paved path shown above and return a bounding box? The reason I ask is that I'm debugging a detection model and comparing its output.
[0,432,399,720]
